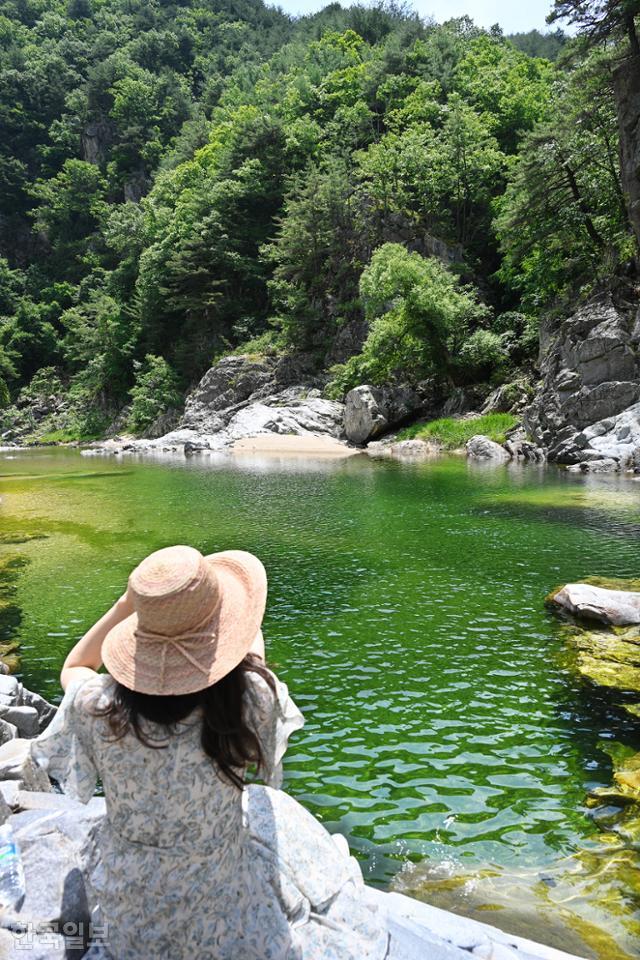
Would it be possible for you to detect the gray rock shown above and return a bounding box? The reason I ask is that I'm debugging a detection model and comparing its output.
[465,435,511,462]
[19,690,57,733]
[0,676,20,703]
[503,428,546,463]
[4,803,106,956]
[0,780,21,809]
[0,788,11,825]
[567,457,620,474]
[0,707,39,739]
[89,353,347,454]
[344,384,423,444]
[182,355,276,431]
[524,293,640,470]
[0,740,52,792]
[388,439,437,460]
[0,719,18,745]
[551,583,640,626]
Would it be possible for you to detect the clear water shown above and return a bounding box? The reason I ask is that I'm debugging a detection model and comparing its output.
[1,447,639,889]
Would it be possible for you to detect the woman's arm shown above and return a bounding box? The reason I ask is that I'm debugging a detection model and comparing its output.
[60,591,134,691]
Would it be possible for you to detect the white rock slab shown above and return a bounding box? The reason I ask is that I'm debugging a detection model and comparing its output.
[551,583,640,625]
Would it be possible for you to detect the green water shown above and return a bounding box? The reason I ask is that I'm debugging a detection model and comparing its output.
[1,448,639,893]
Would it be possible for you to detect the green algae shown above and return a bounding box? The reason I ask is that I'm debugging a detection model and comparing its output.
[0,553,27,672]
[393,853,640,960]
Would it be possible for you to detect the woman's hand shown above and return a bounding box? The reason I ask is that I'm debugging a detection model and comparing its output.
[60,588,134,691]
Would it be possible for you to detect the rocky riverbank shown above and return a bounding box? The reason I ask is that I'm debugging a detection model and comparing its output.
[7,286,640,478]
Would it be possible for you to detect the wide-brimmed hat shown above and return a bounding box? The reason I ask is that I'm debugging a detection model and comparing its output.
[102,545,267,696]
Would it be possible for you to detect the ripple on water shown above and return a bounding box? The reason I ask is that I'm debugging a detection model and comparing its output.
[1,452,639,903]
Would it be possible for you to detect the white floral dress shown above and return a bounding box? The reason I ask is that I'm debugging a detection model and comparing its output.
[30,671,389,960]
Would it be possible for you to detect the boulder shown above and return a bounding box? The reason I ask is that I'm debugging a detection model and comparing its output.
[0,707,39,739]
[181,355,276,431]
[92,354,348,454]
[19,690,57,733]
[344,384,423,444]
[550,583,640,626]
[0,740,52,792]
[4,800,106,956]
[465,435,511,462]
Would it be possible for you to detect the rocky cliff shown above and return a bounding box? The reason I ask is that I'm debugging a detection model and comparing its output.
[524,289,640,472]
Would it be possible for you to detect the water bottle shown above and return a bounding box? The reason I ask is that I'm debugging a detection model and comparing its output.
[0,823,25,910]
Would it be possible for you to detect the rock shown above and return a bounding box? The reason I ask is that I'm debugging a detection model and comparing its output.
[19,690,57,733]
[481,381,532,416]
[0,707,39,739]
[567,457,619,474]
[0,740,52,792]
[0,789,11,825]
[524,291,640,470]
[465,435,511,462]
[4,802,106,956]
[344,384,424,444]
[0,676,20,702]
[0,781,21,809]
[388,440,437,460]
[0,719,18,745]
[141,406,182,440]
[183,439,211,456]
[550,583,640,626]
[89,354,347,455]
[182,355,276,431]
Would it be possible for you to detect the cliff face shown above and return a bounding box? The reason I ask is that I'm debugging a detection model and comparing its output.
[524,291,640,471]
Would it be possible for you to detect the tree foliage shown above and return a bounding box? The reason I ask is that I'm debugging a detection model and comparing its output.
[0,0,632,426]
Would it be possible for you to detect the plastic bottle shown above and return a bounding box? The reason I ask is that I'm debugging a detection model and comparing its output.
[0,823,25,910]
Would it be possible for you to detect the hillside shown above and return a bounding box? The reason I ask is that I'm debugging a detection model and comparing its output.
[0,0,633,446]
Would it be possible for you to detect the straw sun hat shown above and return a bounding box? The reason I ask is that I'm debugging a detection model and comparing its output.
[102,545,267,696]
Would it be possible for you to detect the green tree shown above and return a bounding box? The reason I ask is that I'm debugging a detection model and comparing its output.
[332,242,486,390]
[495,52,632,307]
[30,159,107,280]
[127,354,181,433]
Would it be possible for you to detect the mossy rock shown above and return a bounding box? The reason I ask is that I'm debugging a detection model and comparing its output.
[619,702,640,719]
[576,653,640,693]
[583,576,640,593]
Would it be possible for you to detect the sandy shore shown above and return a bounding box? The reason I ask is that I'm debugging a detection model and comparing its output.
[232,434,358,457]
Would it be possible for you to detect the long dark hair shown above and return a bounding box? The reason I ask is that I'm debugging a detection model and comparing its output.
[93,654,276,789]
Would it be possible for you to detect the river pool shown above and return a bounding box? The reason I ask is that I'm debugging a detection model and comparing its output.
[1,447,639,954]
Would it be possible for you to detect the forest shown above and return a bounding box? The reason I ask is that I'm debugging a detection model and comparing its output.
[0,0,634,438]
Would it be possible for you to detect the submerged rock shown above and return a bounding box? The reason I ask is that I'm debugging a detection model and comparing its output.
[366,438,440,461]
[392,854,640,960]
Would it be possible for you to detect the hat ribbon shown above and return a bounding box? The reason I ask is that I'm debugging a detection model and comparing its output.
[134,625,217,678]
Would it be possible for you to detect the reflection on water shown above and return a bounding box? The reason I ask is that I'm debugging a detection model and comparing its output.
[1,448,640,955]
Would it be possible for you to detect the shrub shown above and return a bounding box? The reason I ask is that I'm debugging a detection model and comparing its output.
[457,329,508,379]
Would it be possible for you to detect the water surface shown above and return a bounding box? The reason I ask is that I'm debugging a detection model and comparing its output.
[1,448,639,898]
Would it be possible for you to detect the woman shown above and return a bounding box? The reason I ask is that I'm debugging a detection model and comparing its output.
[31,545,389,960]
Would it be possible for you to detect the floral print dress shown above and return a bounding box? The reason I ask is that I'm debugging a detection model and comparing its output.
[30,671,389,960]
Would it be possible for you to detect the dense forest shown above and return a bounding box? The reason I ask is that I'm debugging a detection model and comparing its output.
[0,0,635,439]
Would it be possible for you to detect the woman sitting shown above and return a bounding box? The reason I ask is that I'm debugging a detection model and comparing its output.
[31,545,389,960]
